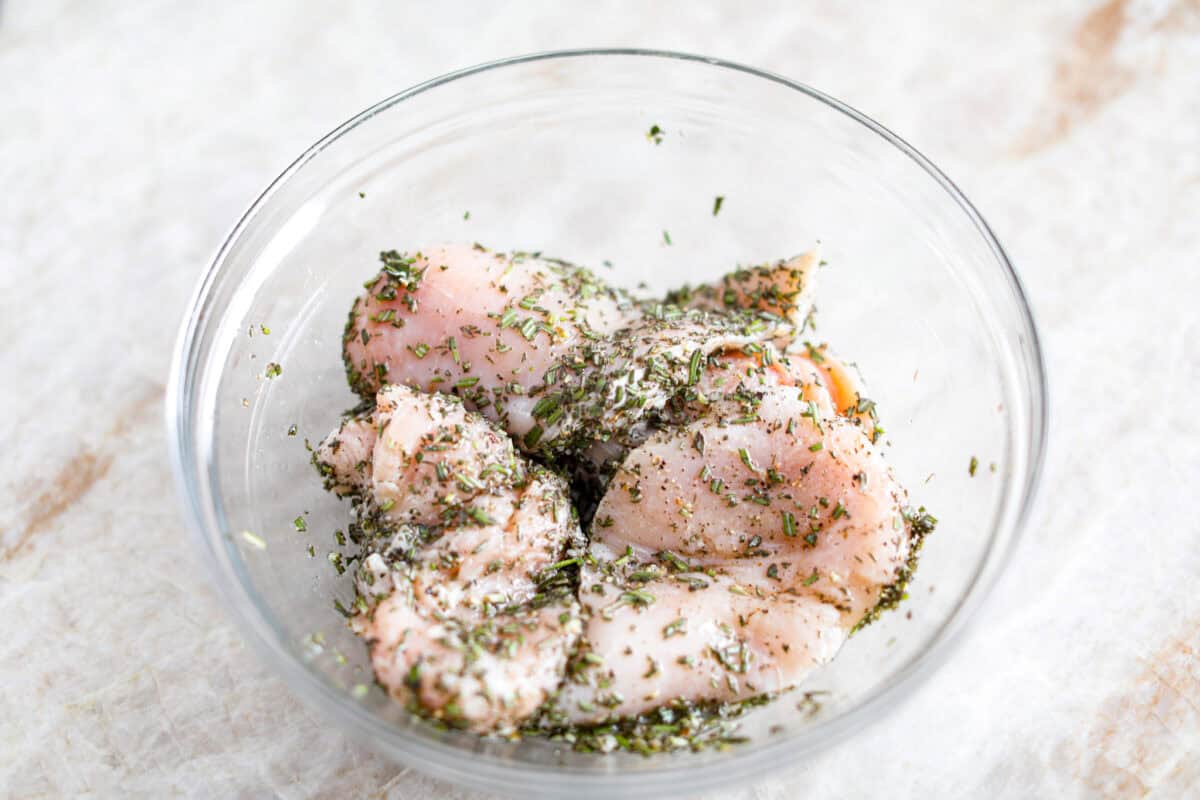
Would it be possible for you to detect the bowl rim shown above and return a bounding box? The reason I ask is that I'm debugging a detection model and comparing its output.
[167,47,1048,798]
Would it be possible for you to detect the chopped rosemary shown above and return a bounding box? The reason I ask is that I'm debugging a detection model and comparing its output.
[663,618,688,638]
[688,349,704,386]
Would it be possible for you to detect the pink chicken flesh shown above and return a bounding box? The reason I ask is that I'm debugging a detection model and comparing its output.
[342,244,638,445]
[315,385,583,732]
[557,383,914,722]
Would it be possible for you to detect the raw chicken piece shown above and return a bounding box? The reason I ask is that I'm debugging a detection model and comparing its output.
[595,388,910,619]
[342,244,638,442]
[663,250,819,329]
[524,312,794,459]
[316,386,525,528]
[559,384,923,722]
[359,583,577,731]
[552,573,845,721]
[316,385,583,732]
[681,347,839,421]
[688,344,877,432]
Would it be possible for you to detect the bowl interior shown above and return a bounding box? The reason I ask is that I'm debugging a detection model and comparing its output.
[176,52,1043,796]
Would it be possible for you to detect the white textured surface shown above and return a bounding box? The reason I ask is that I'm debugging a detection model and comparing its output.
[2,1,1199,797]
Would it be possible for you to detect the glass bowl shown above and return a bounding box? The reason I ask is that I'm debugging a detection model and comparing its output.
[167,50,1047,798]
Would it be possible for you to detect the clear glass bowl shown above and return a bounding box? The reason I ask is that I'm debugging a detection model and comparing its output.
[167,50,1047,798]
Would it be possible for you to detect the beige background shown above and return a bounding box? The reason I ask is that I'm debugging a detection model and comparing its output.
[2,1,1198,797]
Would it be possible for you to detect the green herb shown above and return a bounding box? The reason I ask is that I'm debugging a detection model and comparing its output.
[663,618,688,638]
[781,511,797,537]
[409,343,430,358]
[621,589,656,607]
[463,210,470,220]
[530,395,561,421]
[712,195,725,216]
[662,230,672,246]
[688,349,704,386]
[260,324,271,335]
[737,447,760,473]
[523,425,544,448]
[466,507,496,526]
[499,308,519,328]
[802,570,820,586]
[455,376,480,389]
[293,516,307,532]
[647,124,664,144]
[832,501,847,519]
[808,442,824,452]
[265,362,282,379]
[969,456,979,477]
[287,424,297,436]
[658,550,693,572]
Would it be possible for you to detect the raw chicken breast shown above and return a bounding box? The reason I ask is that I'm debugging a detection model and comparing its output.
[560,383,921,722]
[664,250,819,328]
[342,244,638,442]
[317,385,584,732]
[595,388,910,618]
[682,347,836,420]
[523,311,794,459]
[316,386,525,529]
[553,573,845,722]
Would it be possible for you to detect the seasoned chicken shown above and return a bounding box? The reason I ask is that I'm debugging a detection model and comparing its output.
[522,312,794,459]
[342,244,638,445]
[315,385,583,732]
[663,250,819,330]
[553,573,846,722]
[559,384,922,722]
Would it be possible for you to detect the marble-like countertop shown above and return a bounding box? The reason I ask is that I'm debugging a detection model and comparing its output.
[2,1,1198,797]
